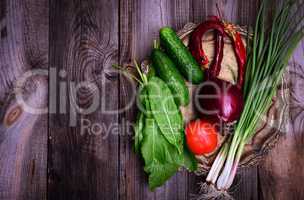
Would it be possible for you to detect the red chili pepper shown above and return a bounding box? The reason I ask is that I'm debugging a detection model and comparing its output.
[189,17,246,89]
[226,30,246,89]
[188,19,225,72]
[210,31,224,78]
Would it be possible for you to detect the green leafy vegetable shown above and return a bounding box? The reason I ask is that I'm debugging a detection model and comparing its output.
[116,60,197,190]
[145,161,179,191]
[145,162,179,190]
[180,143,198,171]
[141,118,180,190]
[147,77,184,153]
[138,85,153,118]
[141,119,198,190]
[134,113,144,153]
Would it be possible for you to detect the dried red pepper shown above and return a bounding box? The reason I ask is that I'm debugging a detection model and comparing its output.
[210,32,224,78]
[189,16,247,89]
[224,25,246,89]
[188,18,225,75]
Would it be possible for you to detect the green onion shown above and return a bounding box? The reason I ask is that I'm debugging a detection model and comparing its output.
[206,0,304,191]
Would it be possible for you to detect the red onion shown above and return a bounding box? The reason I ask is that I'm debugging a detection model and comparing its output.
[196,77,244,123]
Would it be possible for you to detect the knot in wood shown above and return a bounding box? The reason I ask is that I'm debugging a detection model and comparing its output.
[4,105,23,127]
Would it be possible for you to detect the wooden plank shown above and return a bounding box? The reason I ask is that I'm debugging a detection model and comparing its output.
[0,0,6,21]
[256,1,304,200]
[234,1,260,199]
[190,0,260,199]
[0,0,302,199]
[48,0,120,199]
[118,0,263,199]
[258,40,304,200]
[0,0,48,199]
[0,75,48,200]
[0,0,48,101]
[118,1,144,199]
[118,0,197,199]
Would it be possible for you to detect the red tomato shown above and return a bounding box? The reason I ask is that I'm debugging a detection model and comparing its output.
[185,119,218,155]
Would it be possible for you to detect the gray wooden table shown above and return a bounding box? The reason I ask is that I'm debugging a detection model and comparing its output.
[0,0,303,199]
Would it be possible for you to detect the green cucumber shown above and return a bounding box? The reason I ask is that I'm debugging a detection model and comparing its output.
[151,49,189,106]
[159,27,204,84]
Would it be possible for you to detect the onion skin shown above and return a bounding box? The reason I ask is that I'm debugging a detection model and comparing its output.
[196,77,244,123]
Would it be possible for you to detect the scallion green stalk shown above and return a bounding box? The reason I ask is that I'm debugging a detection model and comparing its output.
[206,0,304,191]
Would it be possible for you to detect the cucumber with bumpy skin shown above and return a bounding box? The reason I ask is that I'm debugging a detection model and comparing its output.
[160,27,204,84]
[151,49,189,106]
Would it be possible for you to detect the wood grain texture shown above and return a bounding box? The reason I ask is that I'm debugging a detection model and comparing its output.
[0,0,48,199]
[189,1,260,199]
[258,40,304,200]
[0,75,48,200]
[0,0,48,101]
[118,0,262,200]
[256,1,304,200]
[119,1,197,199]
[48,0,120,199]
[0,0,303,199]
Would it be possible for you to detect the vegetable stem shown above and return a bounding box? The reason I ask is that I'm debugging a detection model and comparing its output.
[206,0,304,192]
[206,142,228,183]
